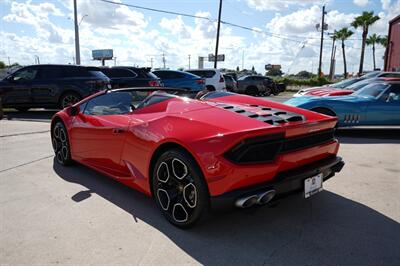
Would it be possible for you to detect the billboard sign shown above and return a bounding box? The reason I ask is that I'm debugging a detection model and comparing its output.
[92,49,113,60]
[265,64,281,70]
[208,54,225,62]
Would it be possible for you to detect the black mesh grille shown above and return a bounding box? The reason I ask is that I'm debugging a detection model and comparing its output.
[224,129,335,164]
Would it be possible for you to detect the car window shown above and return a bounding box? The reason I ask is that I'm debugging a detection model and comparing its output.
[37,65,62,79]
[187,70,215,78]
[361,71,380,79]
[152,71,167,79]
[346,79,372,91]
[84,92,134,116]
[380,73,400,78]
[224,76,233,82]
[330,78,360,88]
[12,66,39,81]
[104,68,137,78]
[385,85,400,102]
[355,83,390,98]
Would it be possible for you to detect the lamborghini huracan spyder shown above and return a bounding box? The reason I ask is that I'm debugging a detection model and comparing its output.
[51,88,344,228]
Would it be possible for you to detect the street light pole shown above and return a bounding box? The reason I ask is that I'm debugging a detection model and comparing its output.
[317,5,326,77]
[188,54,191,69]
[73,0,81,65]
[214,0,223,69]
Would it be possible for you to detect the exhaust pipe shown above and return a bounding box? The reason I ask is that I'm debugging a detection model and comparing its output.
[235,189,276,208]
[235,195,258,208]
[256,190,276,205]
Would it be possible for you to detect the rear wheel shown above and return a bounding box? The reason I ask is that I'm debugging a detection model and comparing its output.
[59,92,81,109]
[205,85,215,91]
[152,149,209,228]
[245,86,258,96]
[52,122,73,166]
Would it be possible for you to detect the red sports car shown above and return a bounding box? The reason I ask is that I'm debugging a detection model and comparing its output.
[51,88,344,228]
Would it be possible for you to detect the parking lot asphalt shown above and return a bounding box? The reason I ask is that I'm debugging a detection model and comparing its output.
[1,96,399,265]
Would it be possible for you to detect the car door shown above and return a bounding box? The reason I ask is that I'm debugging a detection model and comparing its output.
[31,65,61,104]
[69,91,133,175]
[365,84,400,125]
[1,66,39,106]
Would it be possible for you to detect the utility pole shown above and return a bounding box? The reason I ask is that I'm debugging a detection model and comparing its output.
[188,54,191,69]
[318,5,326,77]
[114,57,117,66]
[150,57,153,69]
[162,52,166,68]
[7,57,10,66]
[241,49,244,70]
[73,0,81,65]
[329,34,336,79]
[214,0,223,69]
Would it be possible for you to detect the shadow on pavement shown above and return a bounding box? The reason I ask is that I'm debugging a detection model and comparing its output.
[336,128,400,144]
[53,159,400,265]
[3,109,57,122]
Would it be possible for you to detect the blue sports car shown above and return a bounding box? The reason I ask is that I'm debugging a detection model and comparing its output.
[285,80,400,127]
[152,70,205,91]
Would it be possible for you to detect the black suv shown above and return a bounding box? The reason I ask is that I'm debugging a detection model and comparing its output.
[99,67,162,89]
[0,64,110,111]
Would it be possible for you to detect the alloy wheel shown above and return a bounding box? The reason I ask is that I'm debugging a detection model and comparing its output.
[52,123,70,165]
[61,94,80,109]
[155,158,198,223]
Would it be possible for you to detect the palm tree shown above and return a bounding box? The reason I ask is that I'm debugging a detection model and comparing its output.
[333,28,354,78]
[351,11,380,75]
[366,33,383,70]
[379,35,388,48]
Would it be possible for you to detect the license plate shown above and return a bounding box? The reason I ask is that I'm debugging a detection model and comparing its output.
[304,173,323,198]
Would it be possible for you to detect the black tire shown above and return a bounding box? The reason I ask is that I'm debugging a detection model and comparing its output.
[52,121,73,166]
[152,148,209,228]
[264,87,272,96]
[15,107,30,112]
[205,85,216,91]
[245,86,258,96]
[311,107,336,117]
[59,92,81,109]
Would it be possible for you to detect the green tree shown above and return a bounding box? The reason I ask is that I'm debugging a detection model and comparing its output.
[266,68,283,76]
[0,61,5,69]
[333,28,354,78]
[351,11,380,75]
[378,35,388,48]
[366,33,385,70]
[296,70,313,79]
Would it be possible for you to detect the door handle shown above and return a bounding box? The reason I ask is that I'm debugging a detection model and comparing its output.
[112,128,125,134]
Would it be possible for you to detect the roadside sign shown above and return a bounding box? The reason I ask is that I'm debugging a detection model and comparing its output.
[265,64,281,70]
[92,49,113,60]
[208,54,225,62]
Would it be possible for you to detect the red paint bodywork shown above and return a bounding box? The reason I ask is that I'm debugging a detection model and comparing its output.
[53,92,340,197]
[302,88,354,97]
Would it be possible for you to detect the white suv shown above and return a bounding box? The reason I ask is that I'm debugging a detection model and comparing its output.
[185,69,226,91]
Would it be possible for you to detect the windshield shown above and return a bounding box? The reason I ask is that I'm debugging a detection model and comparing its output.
[360,71,380,79]
[330,78,360,88]
[354,83,389,98]
[237,76,248,81]
[346,79,374,91]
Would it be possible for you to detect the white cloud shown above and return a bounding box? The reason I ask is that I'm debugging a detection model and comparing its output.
[245,0,329,11]
[353,0,369,7]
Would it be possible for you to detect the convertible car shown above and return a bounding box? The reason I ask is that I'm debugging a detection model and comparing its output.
[285,80,400,127]
[51,88,344,227]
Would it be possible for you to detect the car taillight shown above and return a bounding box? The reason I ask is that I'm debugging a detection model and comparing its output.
[148,80,160,87]
[196,79,205,84]
[219,75,224,83]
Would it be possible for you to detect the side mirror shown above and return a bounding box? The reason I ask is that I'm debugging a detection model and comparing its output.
[67,105,80,116]
[6,76,15,83]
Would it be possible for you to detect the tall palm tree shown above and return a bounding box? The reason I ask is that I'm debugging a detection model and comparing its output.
[366,33,383,70]
[379,35,388,48]
[333,28,354,78]
[351,11,380,75]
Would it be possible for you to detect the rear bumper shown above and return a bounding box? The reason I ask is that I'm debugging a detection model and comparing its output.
[210,156,344,210]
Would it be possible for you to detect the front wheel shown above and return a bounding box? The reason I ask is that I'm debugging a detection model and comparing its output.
[152,149,209,228]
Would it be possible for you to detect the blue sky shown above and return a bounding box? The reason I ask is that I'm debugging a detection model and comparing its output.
[0,0,397,74]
